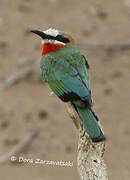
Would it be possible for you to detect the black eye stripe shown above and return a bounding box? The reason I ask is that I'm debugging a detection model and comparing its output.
[55,35,70,43]
[30,30,70,43]
[44,34,70,43]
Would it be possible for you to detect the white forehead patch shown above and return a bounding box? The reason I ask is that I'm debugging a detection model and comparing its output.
[43,28,59,37]
[41,28,65,45]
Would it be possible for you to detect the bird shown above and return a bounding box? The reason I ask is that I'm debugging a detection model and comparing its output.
[30,28,106,142]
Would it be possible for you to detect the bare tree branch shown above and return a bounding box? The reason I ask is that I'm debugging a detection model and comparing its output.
[0,130,39,164]
[79,42,130,51]
[0,62,39,91]
[66,103,108,180]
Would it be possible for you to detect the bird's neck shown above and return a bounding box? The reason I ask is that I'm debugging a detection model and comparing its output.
[42,43,65,56]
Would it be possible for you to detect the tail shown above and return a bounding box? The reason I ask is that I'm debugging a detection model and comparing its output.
[74,105,106,142]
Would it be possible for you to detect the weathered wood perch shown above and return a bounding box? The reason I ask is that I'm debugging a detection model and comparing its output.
[66,102,108,180]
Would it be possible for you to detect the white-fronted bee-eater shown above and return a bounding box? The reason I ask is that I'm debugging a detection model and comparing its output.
[30,28,106,142]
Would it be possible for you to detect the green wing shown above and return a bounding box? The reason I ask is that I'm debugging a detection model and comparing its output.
[48,61,91,104]
[40,50,92,104]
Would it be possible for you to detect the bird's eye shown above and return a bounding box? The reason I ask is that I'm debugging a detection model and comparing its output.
[55,35,70,43]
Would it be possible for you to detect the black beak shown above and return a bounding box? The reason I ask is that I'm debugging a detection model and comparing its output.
[30,29,57,41]
[30,30,49,39]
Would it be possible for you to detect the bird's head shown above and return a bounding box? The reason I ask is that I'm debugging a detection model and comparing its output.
[30,28,74,56]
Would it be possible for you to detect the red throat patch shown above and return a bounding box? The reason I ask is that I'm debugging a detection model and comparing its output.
[42,43,65,56]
